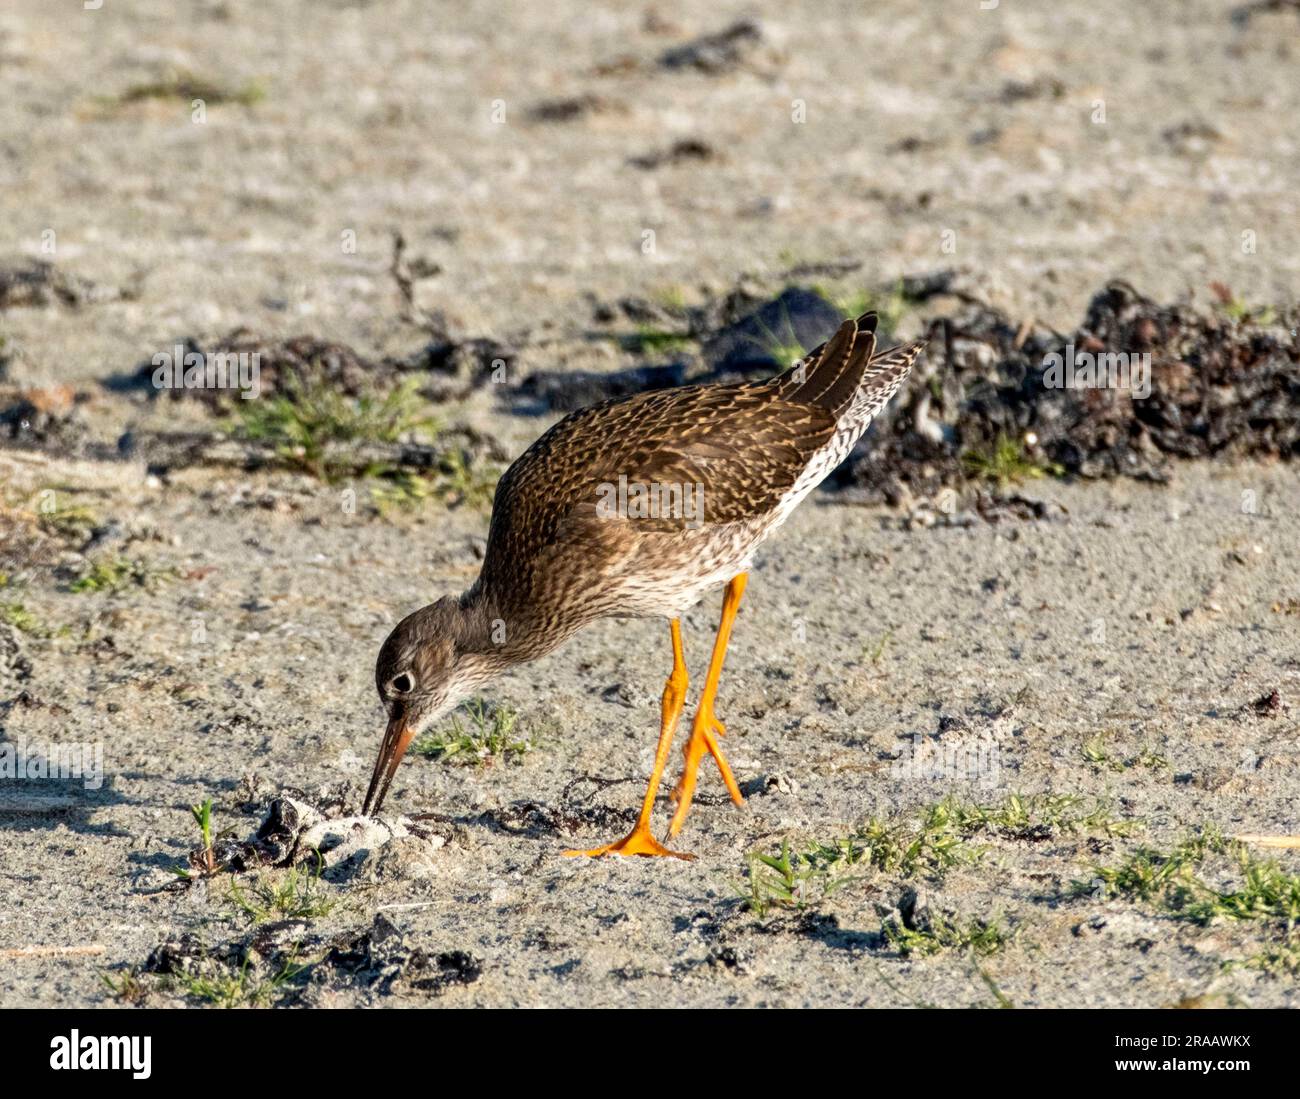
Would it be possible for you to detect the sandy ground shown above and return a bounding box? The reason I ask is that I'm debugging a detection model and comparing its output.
[2,457,1298,1008]
[1,0,1298,1008]
[1,0,1297,389]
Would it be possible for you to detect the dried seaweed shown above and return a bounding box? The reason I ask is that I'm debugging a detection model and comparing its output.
[838,281,1299,501]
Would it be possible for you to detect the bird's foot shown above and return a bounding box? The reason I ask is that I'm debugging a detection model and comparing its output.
[667,708,745,837]
[563,823,695,861]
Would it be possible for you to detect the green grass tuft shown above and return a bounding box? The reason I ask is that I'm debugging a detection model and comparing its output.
[1230,931,1300,976]
[34,496,100,542]
[1075,827,1300,978]
[961,434,1063,487]
[100,968,148,1005]
[69,556,173,594]
[227,865,335,924]
[414,700,534,765]
[652,284,688,313]
[227,375,436,483]
[1,601,43,634]
[814,279,914,333]
[1082,733,1169,773]
[1217,297,1276,326]
[623,325,693,355]
[1073,827,1233,903]
[169,951,307,1009]
[883,912,1011,958]
[740,794,1139,918]
[370,451,498,514]
[183,797,218,877]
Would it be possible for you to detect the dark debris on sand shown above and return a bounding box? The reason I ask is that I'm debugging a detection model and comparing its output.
[324,914,483,996]
[510,285,845,412]
[658,19,767,74]
[143,914,482,1004]
[837,280,1299,501]
[0,259,138,310]
[109,328,515,408]
[187,784,446,877]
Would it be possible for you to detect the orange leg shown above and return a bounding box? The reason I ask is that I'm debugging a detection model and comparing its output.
[667,573,748,838]
[564,619,695,860]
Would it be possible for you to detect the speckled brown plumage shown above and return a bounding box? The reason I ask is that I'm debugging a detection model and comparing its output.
[472,311,924,657]
[364,310,924,816]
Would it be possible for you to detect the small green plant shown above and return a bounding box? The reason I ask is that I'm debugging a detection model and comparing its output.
[815,279,913,333]
[188,798,217,876]
[749,301,809,368]
[33,495,99,542]
[623,325,692,355]
[100,968,148,1005]
[1081,732,1129,773]
[1073,828,1233,903]
[1075,828,1300,977]
[1134,747,1170,770]
[1082,734,1111,766]
[414,700,533,765]
[227,865,335,923]
[883,912,1011,958]
[69,556,172,594]
[228,375,436,483]
[652,284,688,313]
[169,951,307,1008]
[1,602,41,634]
[1217,297,1276,326]
[738,795,1140,921]
[739,814,970,917]
[961,434,1063,487]
[862,630,893,666]
[1180,851,1300,924]
[921,793,1140,840]
[1082,733,1168,773]
[766,338,807,368]
[433,449,498,509]
[1230,932,1300,976]
[113,69,266,108]
[976,965,1015,1008]
[370,453,498,514]
[739,839,855,916]
[741,841,800,917]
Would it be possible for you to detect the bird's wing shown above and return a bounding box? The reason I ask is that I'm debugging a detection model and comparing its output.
[482,381,838,588]
[615,385,837,526]
[480,310,912,584]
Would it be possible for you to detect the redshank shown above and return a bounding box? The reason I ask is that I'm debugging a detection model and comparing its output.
[363,310,924,858]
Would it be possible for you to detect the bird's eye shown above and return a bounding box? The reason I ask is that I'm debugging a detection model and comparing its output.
[389,673,414,695]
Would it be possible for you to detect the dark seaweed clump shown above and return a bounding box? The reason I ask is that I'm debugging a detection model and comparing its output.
[839,281,1299,501]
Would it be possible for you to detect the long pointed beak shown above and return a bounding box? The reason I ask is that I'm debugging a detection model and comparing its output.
[362,703,416,816]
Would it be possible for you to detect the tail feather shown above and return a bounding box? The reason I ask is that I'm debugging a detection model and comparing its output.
[851,339,925,422]
[775,310,924,424]
[774,311,878,418]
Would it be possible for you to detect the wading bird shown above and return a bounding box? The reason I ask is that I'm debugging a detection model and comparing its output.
[363,311,924,858]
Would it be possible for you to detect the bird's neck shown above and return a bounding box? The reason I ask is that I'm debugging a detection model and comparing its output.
[449,583,501,657]
[456,580,572,667]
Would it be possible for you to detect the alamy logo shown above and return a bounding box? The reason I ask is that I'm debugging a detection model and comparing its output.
[1042,343,1151,399]
[891,733,1003,789]
[0,738,103,789]
[596,475,705,529]
[152,345,261,399]
[50,1031,151,1079]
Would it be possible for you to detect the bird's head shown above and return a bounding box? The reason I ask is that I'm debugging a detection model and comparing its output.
[362,594,496,815]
